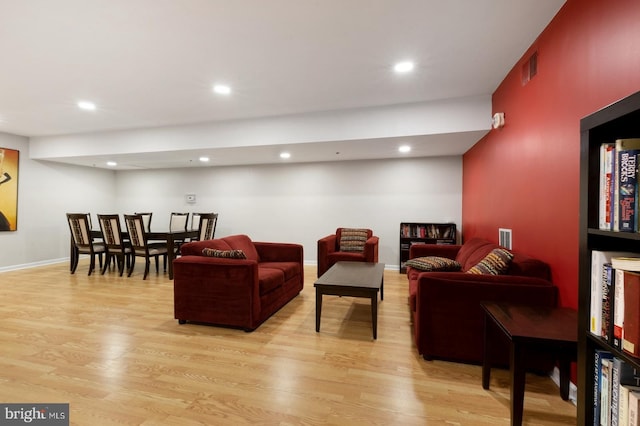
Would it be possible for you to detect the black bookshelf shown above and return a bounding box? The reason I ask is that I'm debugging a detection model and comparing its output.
[578,90,640,424]
[399,222,456,273]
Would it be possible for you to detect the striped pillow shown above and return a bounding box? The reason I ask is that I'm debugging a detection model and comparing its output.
[404,256,461,272]
[465,248,513,275]
[339,228,369,252]
[202,248,247,259]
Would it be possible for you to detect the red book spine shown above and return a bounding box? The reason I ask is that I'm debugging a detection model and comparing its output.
[623,271,640,357]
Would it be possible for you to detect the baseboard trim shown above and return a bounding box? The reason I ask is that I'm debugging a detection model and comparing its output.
[0,258,67,273]
[550,366,577,406]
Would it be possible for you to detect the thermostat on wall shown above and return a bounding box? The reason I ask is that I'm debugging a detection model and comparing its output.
[185,193,196,204]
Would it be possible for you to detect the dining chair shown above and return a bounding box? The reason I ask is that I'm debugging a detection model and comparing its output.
[135,212,153,232]
[66,213,106,276]
[170,212,190,254]
[193,212,218,241]
[124,214,168,280]
[97,214,132,276]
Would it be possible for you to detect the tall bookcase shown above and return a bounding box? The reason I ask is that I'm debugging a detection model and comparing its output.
[399,222,456,273]
[578,90,640,424]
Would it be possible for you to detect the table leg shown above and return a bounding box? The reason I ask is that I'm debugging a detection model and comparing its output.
[510,342,525,426]
[315,288,322,332]
[371,291,378,340]
[559,354,571,400]
[380,276,384,300]
[482,313,491,390]
[167,234,175,279]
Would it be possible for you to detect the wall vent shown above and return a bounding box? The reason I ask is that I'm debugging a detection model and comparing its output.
[499,228,512,250]
[521,51,538,85]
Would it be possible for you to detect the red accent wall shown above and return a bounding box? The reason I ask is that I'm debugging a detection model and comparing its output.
[463,0,640,309]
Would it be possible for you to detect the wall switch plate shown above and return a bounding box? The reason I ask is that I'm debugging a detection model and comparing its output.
[185,193,196,204]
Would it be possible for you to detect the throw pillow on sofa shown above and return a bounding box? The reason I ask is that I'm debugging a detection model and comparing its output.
[404,256,461,272]
[465,248,513,275]
[202,248,247,259]
[339,228,369,252]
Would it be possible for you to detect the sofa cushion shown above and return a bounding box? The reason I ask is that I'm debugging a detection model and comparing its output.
[259,261,301,281]
[258,267,284,295]
[338,228,369,252]
[223,234,260,262]
[405,256,461,272]
[202,248,247,259]
[466,248,513,275]
[455,238,496,271]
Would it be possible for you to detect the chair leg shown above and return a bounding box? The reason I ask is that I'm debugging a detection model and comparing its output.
[88,255,95,276]
[70,252,79,274]
[163,254,167,271]
[143,260,150,280]
[101,254,110,275]
[127,256,136,277]
[155,255,159,273]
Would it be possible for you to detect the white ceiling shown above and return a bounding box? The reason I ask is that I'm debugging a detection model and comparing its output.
[0,0,565,168]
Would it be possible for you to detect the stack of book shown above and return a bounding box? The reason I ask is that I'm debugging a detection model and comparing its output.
[599,138,640,233]
[594,350,640,426]
[591,251,640,357]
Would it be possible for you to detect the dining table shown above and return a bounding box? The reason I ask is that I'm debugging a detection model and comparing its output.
[84,229,198,279]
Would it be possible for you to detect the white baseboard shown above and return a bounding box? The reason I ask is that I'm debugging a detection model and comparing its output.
[550,366,577,405]
[0,258,68,273]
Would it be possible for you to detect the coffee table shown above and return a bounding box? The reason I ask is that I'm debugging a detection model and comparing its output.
[314,261,385,339]
[481,303,577,426]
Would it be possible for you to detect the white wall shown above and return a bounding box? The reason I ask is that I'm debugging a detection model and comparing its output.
[0,132,117,270]
[0,141,461,271]
[115,156,462,269]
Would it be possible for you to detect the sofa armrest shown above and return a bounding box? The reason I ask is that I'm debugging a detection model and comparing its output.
[410,243,461,260]
[364,236,379,262]
[414,271,557,362]
[173,256,261,327]
[254,242,303,264]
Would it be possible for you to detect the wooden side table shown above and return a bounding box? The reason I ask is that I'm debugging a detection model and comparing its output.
[481,303,577,426]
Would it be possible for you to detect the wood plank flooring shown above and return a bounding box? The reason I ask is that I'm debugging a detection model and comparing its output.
[0,260,576,425]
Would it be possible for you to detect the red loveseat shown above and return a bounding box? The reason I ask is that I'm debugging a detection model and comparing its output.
[407,238,557,366]
[173,234,303,331]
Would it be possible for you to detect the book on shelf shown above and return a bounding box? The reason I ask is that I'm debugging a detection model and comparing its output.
[614,358,640,426]
[630,390,640,426]
[592,251,636,337]
[613,139,640,232]
[603,358,613,426]
[617,149,640,232]
[596,350,615,426]
[613,257,640,351]
[623,270,640,358]
[601,143,615,230]
[603,263,615,344]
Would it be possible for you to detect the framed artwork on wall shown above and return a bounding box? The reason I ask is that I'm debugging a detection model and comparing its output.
[0,147,19,231]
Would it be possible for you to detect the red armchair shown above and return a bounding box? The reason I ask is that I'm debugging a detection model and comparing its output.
[317,228,379,277]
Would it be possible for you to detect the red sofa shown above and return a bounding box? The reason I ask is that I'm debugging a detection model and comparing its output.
[173,234,303,331]
[407,238,558,366]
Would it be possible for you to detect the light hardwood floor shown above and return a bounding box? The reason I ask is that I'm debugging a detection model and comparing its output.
[0,260,576,425]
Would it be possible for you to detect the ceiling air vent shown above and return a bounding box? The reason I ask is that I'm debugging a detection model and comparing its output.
[521,51,538,85]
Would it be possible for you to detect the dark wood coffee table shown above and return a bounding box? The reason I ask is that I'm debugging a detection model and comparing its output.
[314,261,385,339]
[481,303,577,426]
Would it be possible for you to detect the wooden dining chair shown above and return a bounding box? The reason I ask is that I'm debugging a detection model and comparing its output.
[170,212,190,254]
[97,214,132,276]
[124,214,168,280]
[135,212,153,232]
[193,212,218,241]
[67,213,106,276]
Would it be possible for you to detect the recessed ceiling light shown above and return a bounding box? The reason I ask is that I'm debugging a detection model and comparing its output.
[199,156,210,162]
[106,161,117,167]
[213,84,232,95]
[394,61,415,73]
[399,145,411,153]
[280,152,291,159]
[77,101,97,111]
